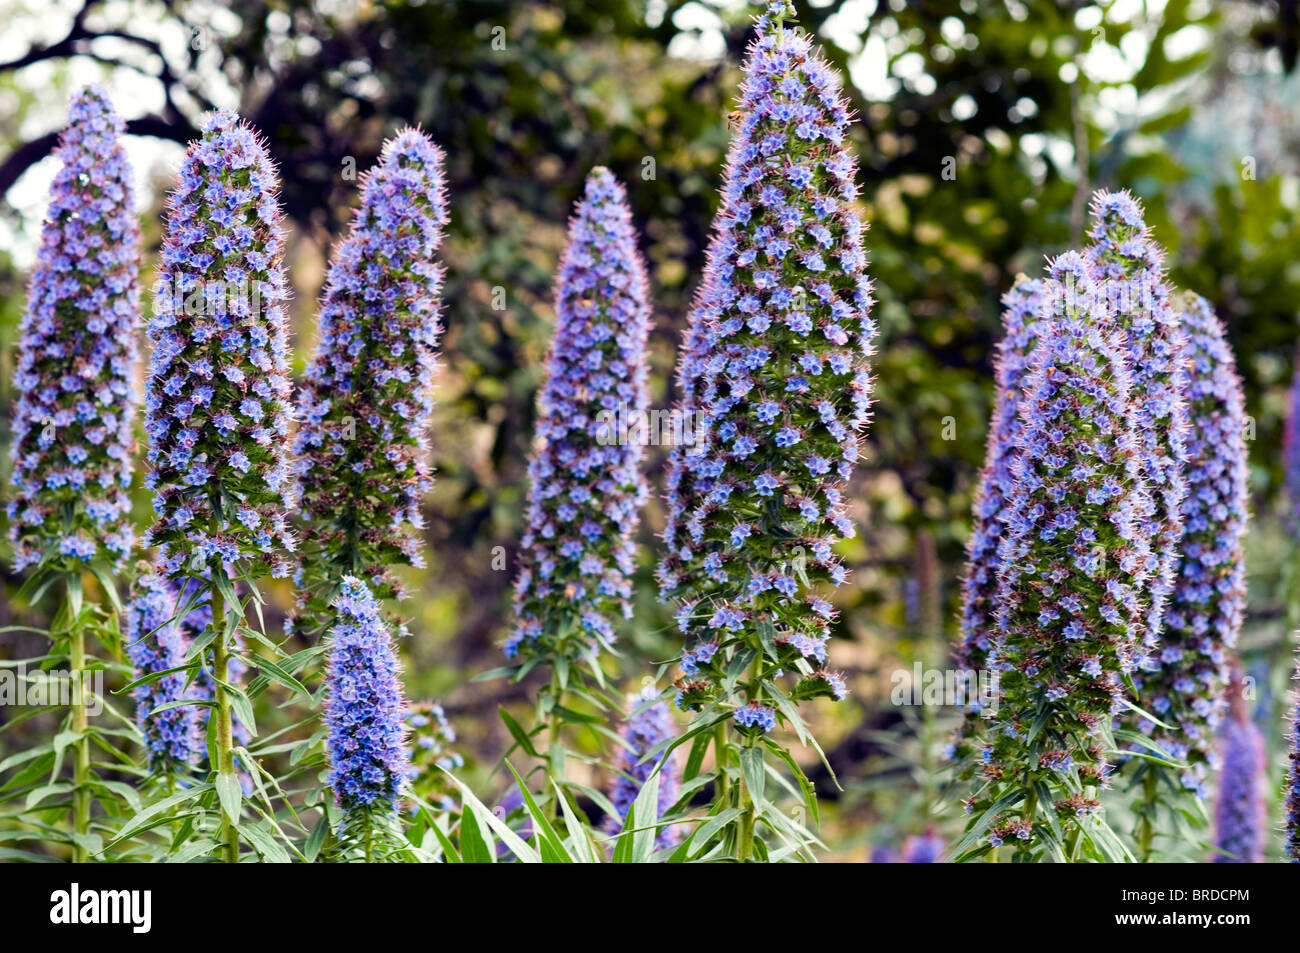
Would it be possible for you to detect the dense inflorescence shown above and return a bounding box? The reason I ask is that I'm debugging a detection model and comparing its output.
[607,686,680,848]
[957,276,1044,673]
[1083,190,1188,654]
[507,168,652,663]
[125,570,201,771]
[1134,293,1249,794]
[1284,347,1300,534]
[7,85,140,573]
[323,577,411,816]
[1213,678,1267,863]
[1288,681,1300,861]
[658,2,875,728]
[980,253,1158,845]
[144,108,295,579]
[293,129,449,630]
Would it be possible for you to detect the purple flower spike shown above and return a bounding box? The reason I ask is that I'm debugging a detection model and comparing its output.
[1084,189,1189,651]
[7,86,140,573]
[982,253,1157,836]
[126,570,201,771]
[1283,347,1300,533]
[1287,676,1300,860]
[658,7,874,728]
[323,577,412,817]
[507,168,652,664]
[294,129,449,629]
[1135,293,1249,795]
[957,275,1046,672]
[1213,674,1266,863]
[606,687,680,849]
[144,108,295,579]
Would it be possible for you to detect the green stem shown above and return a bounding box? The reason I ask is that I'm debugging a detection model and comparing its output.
[547,667,565,786]
[211,582,239,863]
[736,741,757,863]
[735,653,764,863]
[713,719,731,806]
[1136,770,1158,863]
[67,585,89,864]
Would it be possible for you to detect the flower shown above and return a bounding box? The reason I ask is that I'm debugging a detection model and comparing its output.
[902,828,944,863]
[507,168,652,663]
[1213,673,1267,863]
[1287,677,1300,861]
[1084,189,1189,652]
[606,686,679,849]
[323,577,411,816]
[293,129,449,629]
[980,253,1157,843]
[1283,346,1300,534]
[659,5,874,729]
[957,276,1045,672]
[1133,293,1249,794]
[7,85,139,573]
[125,569,201,771]
[404,700,462,813]
[144,108,295,579]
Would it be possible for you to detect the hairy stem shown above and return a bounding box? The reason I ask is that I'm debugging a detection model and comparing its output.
[67,581,90,863]
[211,581,239,863]
[1136,769,1158,862]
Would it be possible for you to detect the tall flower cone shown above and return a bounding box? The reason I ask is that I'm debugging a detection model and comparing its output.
[952,276,1044,761]
[6,85,141,861]
[293,129,449,635]
[971,253,1157,858]
[507,167,653,670]
[145,107,295,861]
[659,1,875,860]
[322,577,413,859]
[1133,294,1248,802]
[1083,190,1188,651]
[7,85,140,574]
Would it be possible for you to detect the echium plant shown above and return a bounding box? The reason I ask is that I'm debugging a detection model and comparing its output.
[1288,682,1300,860]
[322,577,413,860]
[1212,670,1266,863]
[294,129,448,635]
[958,253,1157,862]
[952,276,1044,758]
[145,108,297,862]
[125,569,201,776]
[957,276,1045,673]
[6,85,141,861]
[1131,294,1247,814]
[1084,190,1188,651]
[659,1,874,860]
[1283,347,1300,537]
[507,167,651,669]
[606,686,680,850]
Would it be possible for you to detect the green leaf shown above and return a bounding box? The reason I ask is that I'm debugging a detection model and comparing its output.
[498,706,541,758]
[215,771,242,824]
[740,746,766,807]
